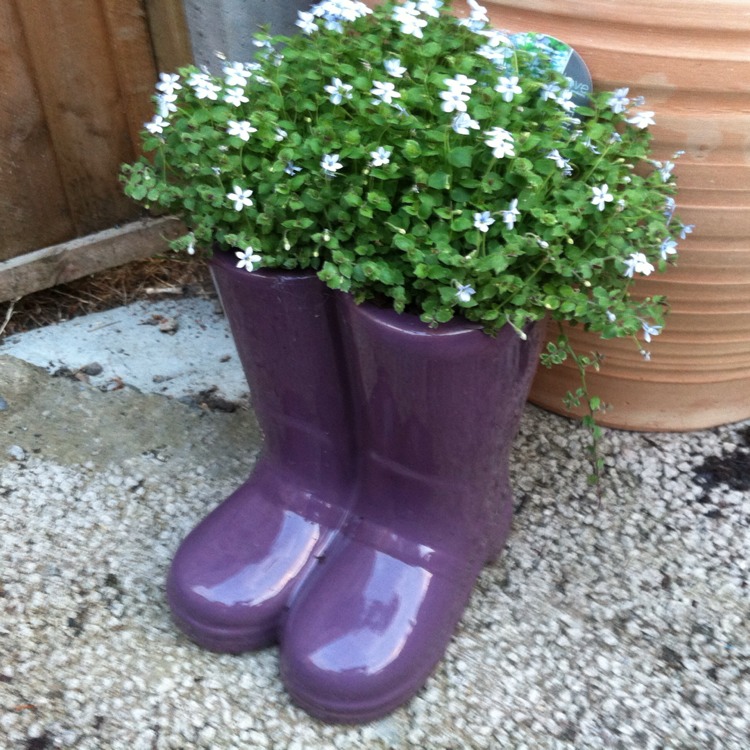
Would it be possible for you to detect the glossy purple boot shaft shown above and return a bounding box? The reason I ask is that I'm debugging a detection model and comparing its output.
[166,253,354,652]
[281,297,542,722]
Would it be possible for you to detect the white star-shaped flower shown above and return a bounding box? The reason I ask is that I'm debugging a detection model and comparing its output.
[641,321,662,343]
[223,62,252,87]
[235,247,262,272]
[455,283,476,303]
[156,73,182,95]
[371,80,401,105]
[439,88,470,113]
[501,198,520,229]
[370,147,391,167]
[227,120,257,141]
[660,238,678,259]
[452,113,480,135]
[607,87,630,114]
[546,149,570,171]
[495,75,522,103]
[623,252,655,278]
[145,115,168,135]
[324,77,353,105]
[485,127,515,159]
[591,184,614,211]
[473,211,495,233]
[384,58,408,78]
[627,110,656,129]
[417,0,442,17]
[296,11,317,34]
[321,153,343,174]
[227,185,254,211]
[444,74,476,95]
[224,87,249,106]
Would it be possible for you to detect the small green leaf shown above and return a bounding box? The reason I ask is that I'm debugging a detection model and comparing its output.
[448,146,474,169]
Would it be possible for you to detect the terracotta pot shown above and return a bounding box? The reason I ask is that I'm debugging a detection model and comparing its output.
[482,0,750,431]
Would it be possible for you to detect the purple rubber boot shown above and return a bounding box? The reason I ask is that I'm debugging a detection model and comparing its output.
[166,252,354,653]
[280,296,542,722]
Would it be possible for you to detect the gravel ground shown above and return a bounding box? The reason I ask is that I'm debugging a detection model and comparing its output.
[1,350,749,749]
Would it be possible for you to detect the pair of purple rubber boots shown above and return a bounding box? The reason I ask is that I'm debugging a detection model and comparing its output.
[166,252,541,723]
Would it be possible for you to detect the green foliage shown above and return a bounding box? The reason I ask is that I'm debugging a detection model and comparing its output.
[121,0,692,473]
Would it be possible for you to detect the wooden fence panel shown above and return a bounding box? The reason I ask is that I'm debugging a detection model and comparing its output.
[12,0,154,248]
[0,1,75,259]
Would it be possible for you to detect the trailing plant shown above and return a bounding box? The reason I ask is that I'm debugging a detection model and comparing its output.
[122,0,691,481]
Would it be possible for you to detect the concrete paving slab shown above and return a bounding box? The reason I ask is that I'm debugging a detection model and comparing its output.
[2,297,248,403]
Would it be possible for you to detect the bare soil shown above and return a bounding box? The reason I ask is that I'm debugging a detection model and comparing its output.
[1,256,215,339]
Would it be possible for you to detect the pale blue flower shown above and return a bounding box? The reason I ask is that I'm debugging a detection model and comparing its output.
[439,88,469,113]
[275,127,288,142]
[606,310,617,322]
[145,115,168,135]
[370,147,391,167]
[324,77,353,105]
[384,58,407,78]
[540,82,560,101]
[321,153,343,174]
[680,224,695,239]
[284,161,302,176]
[459,0,489,30]
[310,0,371,22]
[591,184,614,211]
[455,283,476,303]
[235,247,262,272]
[227,185,254,211]
[623,252,655,278]
[557,89,577,113]
[485,127,515,159]
[627,110,656,129]
[393,3,428,38]
[417,0,442,17]
[607,87,630,114]
[296,11,317,34]
[156,94,178,118]
[477,43,511,65]
[546,149,570,171]
[223,62,252,87]
[473,211,495,233]
[660,238,678,259]
[501,198,520,230]
[227,120,257,141]
[371,80,401,105]
[664,196,676,220]
[193,81,221,100]
[495,75,522,102]
[445,74,476,94]
[659,161,675,182]
[452,112,480,135]
[641,321,662,343]
[224,87,249,107]
[156,73,181,95]
[186,70,211,88]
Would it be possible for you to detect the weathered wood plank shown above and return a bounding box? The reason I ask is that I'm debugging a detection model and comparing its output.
[0,0,75,261]
[101,0,161,159]
[14,0,143,237]
[0,217,185,303]
[143,0,194,73]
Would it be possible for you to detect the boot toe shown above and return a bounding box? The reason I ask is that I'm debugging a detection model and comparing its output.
[168,485,328,653]
[280,542,471,723]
